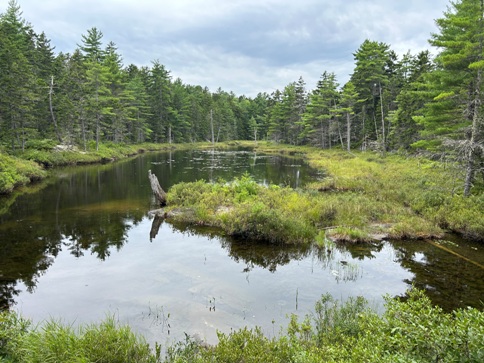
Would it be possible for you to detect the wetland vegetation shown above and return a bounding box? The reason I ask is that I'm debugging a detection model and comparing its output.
[2,0,484,360]
[1,289,483,362]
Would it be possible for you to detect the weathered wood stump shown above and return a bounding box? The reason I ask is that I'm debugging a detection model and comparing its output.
[148,169,167,206]
[149,214,164,241]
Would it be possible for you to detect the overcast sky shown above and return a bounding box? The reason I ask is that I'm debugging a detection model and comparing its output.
[6,0,450,97]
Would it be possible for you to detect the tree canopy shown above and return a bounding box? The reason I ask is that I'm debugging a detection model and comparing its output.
[1,0,483,195]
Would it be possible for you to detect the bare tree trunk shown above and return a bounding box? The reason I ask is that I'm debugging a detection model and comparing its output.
[464,0,484,196]
[49,76,63,143]
[148,170,167,206]
[346,112,351,152]
[210,109,215,145]
[464,68,482,196]
[379,81,386,157]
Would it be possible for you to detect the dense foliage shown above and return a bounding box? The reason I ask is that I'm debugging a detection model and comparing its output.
[1,289,482,362]
[1,0,484,195]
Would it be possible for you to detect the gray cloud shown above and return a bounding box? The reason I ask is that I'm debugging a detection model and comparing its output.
[9,0,449,96]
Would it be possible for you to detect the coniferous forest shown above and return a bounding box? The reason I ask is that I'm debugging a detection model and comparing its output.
[1,0,484,196]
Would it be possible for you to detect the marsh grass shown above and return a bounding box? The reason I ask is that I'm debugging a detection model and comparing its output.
[0,314,158,363]
[164,164,450,244]
[239,141,483,242]
[1,289,482,363]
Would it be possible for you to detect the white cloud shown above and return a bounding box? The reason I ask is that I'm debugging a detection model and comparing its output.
[7,0,450,96]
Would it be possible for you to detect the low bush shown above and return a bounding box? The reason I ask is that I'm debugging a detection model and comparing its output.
[0,153,45,194]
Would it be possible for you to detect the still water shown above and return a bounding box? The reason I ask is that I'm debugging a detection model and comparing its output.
[0,149,483,347]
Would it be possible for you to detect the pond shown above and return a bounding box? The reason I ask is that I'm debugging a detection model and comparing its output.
[0,148,483,348]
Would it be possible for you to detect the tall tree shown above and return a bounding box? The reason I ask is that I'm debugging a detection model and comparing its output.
[424,0,484,196]
[301,72,340,148]
[148,61,172,143]
[0,0,37,151]
[78,27,112,150]
[339,81,359,151]
[390,51,433,150]
[351,39,390,152]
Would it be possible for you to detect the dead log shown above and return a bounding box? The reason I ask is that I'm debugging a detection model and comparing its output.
[150,214,164,241]
[148,169,167,206]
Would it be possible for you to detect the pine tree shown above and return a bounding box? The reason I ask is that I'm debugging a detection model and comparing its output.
[0,0,37,151]
[148,61,172,143]
[351,39,390,151]
[424,0,484,195]
[390,51,433,150]
[301,72,340,148]
[339,81,359,151]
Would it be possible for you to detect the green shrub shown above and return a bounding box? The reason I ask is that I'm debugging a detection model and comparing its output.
[0,153,45,193]
[1,290,482,363]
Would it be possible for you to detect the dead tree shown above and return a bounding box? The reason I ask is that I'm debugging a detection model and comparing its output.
[148,170,167,206]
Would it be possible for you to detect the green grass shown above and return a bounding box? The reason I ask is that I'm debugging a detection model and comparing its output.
[3,139,484,241]
[0,153,46,194]
[0,313,159,363]
[237,141,483,242]
[2,289,482,362]
[164,170,447,244]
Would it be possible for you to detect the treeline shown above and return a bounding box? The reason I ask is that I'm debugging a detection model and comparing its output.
[1,0,483,194]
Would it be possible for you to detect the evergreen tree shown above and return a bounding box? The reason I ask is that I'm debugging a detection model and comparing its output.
[390,51,433,150]
[147,61,172,143]
[124,66,151,143]
[423,0,484,195]
[301,72,340,148]
[78,27,112,150]
[339,81,359,151]
[103,41,128,142]
[168,78,191,143]
[0,0,37,151]
[351,39,390,151]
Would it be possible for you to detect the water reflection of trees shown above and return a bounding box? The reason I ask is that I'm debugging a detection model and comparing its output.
[0,208,144,309]
[167,220,313,272]
[0,149,326,310]
[391,239,484,311]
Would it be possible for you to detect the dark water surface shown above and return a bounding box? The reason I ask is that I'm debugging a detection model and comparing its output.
[0,149,483,347]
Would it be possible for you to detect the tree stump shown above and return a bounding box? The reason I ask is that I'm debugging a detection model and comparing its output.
[148,170,167,206]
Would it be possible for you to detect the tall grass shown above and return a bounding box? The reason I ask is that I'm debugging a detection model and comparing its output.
[0,314,158,363]
[3,289,482,362]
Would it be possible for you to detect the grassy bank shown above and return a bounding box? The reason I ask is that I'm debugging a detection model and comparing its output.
[163,141,484,242]
[0,141,216,194]
[3,140,484,241]
[242,141,484,241]
[0,153,46,194]
[248,144,484,241]
[1,289,482,362]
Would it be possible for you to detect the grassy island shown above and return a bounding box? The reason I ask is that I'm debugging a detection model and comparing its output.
[158,142,484,243]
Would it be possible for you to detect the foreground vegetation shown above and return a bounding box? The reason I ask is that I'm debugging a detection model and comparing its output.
[1,289,482,362]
